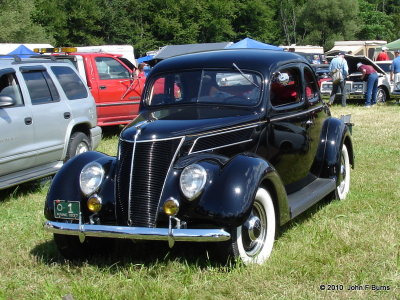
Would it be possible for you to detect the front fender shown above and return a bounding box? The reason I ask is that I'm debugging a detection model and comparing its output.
[44,151,116,221]
[162,153,288,227]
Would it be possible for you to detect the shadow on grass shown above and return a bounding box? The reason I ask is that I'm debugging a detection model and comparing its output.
[101,125,123,139]
[30,194,338,270]
[31,238,235,271]
[0,176,52,203]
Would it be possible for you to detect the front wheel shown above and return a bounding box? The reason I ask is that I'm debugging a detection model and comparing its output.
[376,87,387,103]
[65,132,90,162]
[336,144,351,200]
[219,188,276,265]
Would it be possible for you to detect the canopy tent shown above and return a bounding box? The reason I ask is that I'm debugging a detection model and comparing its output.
[6,45,37,58]
[137,55,154,63]
[227,38,283,51]
[381,38,400,51]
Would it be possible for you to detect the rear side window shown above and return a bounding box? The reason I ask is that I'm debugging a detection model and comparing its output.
[51,66,88,100]
[22,71,60,105]
[0,72,24,106]
[270,67,301,107]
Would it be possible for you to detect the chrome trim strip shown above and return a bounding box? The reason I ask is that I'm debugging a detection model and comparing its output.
[270,105,323,122]
[188,124,258,154]
[155,136,185,220]
[119,135,186,143]
[190,139,253,155]
[96,101,140,107]
[44,221,231,242]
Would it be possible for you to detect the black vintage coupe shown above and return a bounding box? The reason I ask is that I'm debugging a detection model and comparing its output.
[44,49,354,264]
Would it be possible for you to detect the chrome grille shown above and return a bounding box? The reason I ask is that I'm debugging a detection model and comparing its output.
[116,138,182,227]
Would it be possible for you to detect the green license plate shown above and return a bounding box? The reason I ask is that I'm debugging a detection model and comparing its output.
[54,200,80,220]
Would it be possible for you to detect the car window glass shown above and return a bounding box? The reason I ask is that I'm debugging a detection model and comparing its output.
[22,70,60,105]
[0,73,23,106]
[270,67,301,107]
[95,57,130,79]
[51,66,88,100]
[304,67,319,101]
[147,70,261,106]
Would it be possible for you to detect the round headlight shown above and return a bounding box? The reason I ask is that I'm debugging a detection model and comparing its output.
[79,162,105,196]
[179,164,207,200]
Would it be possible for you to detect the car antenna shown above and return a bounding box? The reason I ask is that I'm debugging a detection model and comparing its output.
[232,63,259,88]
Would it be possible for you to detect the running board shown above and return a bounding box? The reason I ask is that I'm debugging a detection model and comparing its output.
[288,178,336,219]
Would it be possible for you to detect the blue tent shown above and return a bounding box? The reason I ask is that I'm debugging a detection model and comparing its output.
[6,45,37,58]
[137,55,154,63]
[227,38,283,51]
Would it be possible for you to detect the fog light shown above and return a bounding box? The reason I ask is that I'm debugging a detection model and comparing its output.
[87,195,102,213]
[163,198,179,216]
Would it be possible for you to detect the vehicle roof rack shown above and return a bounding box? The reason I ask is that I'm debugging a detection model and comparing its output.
[0,55,21,62]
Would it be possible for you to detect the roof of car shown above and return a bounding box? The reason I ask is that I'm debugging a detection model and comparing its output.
[150,49,309,75]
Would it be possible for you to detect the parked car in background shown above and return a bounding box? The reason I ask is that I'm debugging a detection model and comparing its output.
[33,48,146,127]
[44,49,354,265]
[0,56,101,190]
[320,55,392,103]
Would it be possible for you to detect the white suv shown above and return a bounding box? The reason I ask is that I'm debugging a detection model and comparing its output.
[0,56,101,190]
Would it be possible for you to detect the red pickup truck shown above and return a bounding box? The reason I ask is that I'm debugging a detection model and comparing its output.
[34,49,145,126]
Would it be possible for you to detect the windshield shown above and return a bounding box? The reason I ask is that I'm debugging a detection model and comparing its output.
[146,70,262,107]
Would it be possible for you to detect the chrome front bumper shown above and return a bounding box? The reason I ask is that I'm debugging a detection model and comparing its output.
[44,221,231,247]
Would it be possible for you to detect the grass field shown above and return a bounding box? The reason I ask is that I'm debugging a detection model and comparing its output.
[0,103,399,300]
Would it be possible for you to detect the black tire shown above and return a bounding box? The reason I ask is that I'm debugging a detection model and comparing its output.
[54,234,115,260]
[216,188,276,265]
[376,87,387,103]
[335,144,350,200]
[65,132,90,162]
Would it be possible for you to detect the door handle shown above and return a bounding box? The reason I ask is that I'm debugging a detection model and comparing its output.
[24,117,32,125]
[64,112,71,119]
[99,85,107,90]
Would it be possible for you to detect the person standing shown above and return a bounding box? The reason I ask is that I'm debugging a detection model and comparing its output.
[328,51,349,106]
[390,50,400,86]
[357,62,378,107]
[376,47,390,61]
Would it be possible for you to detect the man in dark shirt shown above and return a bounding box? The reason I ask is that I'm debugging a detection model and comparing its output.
[357,62,378,107]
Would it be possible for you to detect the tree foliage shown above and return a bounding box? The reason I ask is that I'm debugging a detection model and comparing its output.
[1,0,399,55]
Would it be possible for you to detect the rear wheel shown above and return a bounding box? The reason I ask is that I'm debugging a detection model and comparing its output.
[218,188,276,265]
[336,144,350,200]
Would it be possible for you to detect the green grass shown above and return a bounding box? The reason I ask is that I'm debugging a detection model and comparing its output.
[0,103,399,300]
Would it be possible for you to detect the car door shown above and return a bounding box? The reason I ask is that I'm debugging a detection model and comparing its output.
[93,56,143,124]
[0,69,35,178]
[266,64,321,194]
[19,65,70,166]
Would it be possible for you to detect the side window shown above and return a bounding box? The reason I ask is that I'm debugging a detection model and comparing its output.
[51,66,88,100]
[270,67,301,107]
[95,57,130,80]
[304,67,319,101]
[22,70,60,105]
[0,72,23,106]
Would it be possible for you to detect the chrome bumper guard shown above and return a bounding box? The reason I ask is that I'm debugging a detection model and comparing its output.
[44,220,231,248]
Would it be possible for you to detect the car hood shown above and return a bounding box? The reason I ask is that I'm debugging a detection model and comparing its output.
[121,105,260,141]
[345,55,386,75]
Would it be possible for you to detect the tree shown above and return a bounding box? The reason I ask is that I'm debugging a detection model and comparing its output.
[297,0,359,50]
[0,0,52,43]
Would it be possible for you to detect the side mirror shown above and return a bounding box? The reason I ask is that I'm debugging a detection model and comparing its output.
[0,95,16,107]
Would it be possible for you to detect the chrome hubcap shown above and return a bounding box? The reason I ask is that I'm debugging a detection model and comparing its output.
[241,201,267,257]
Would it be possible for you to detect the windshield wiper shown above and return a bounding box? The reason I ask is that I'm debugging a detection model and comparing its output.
[232,63,260,89]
